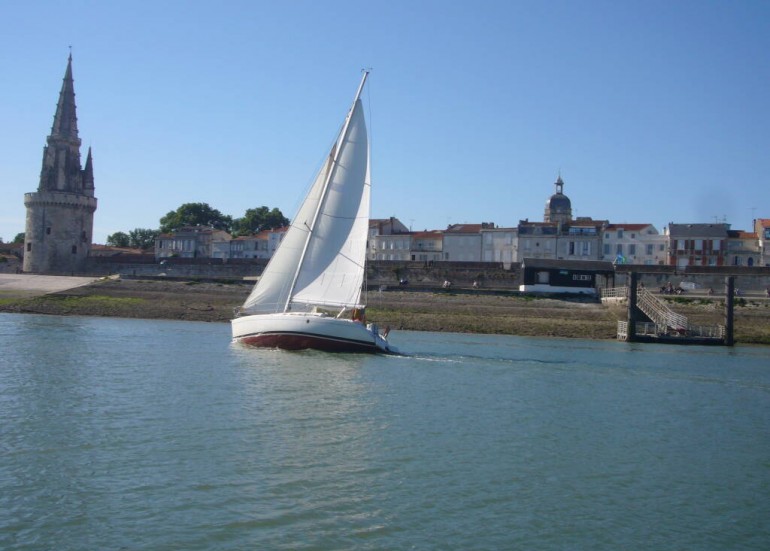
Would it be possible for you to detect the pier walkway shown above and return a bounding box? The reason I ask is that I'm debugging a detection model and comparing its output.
[601,285,726,344]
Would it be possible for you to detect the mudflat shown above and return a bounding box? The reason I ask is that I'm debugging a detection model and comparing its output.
[1,277,769,344]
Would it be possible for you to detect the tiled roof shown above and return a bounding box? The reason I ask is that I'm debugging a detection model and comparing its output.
[446,224,484,233]
[605,223,652,231]
[728,231,757,239]
[668,223,729,238]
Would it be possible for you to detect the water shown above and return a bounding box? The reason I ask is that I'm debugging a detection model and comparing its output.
[1,313,769,550]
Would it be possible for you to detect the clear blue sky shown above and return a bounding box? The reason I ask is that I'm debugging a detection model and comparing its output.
[2,0,768,244]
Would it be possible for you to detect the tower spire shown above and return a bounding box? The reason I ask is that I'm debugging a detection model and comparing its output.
[50,52,79,142]
[83,146,94,189]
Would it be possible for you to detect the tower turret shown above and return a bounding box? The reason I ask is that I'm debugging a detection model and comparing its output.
[23,54,97,274]
[544,175,572,224]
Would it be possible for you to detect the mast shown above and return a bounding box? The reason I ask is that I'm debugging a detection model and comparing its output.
[283,70,369,312]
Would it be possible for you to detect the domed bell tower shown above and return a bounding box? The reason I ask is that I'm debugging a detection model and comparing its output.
[544,175,572,225]
[23,54,97,274]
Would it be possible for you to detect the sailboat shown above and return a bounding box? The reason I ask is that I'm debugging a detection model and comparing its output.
[231,71,397,354]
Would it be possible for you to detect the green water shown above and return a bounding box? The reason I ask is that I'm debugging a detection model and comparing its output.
[1,313,768,550]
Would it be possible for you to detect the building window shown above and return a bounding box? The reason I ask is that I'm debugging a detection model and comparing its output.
[646,244,653,255]
[712,240,721,251]
[617,230,623,238]
[27,243,32,252]
[694,239,703,251]
[616,244,623,255]
[604,244,610,255]
[629,244,636,256]
[569,242,575,255]
[71,245,77,254]
[46,227,51,235]
[582,242,591,256]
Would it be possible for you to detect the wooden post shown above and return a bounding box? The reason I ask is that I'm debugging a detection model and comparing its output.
[627,271,638,342]
[724,276,735,346]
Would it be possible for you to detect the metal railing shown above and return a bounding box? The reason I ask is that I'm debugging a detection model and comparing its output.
[600,287,628,300]
[637,286,689,331]
[617,321,725,340]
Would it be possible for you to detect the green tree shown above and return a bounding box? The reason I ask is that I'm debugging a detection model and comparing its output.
[159,203,232,233]
[232,206,290,236]
[13,233,25,244]
[106,231,130,247]
[129,228,160,250]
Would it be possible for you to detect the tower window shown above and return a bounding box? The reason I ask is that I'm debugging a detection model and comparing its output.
[71,245,77,254]
[27,243,32,252]
[46,227,51,235]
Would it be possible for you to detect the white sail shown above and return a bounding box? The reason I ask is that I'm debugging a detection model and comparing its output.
[240,92,369,314]
[290,99,369,310]
[240,151,334,314]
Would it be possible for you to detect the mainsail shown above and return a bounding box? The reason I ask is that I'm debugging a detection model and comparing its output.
[241,83,370,315]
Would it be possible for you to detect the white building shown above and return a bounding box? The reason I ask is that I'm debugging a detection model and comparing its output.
[368,217,411,261]
[601,224,666,265]
[481,227,518,266]
[442,223,488,262]
[411,231,443,262]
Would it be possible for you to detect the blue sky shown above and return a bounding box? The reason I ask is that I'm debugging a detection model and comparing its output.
[2,0,768,244]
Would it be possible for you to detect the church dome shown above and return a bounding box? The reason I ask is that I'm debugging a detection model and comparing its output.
[546,192,571,213]
[543,175,572,223]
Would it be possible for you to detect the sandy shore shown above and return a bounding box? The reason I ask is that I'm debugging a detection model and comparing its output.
[1,277,769,344]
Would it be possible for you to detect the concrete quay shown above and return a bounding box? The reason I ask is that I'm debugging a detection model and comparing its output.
[0,274,100,298]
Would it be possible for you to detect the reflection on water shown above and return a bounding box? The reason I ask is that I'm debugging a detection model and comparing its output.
[1,314,769,550]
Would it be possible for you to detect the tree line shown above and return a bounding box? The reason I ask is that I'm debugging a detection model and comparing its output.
[3,203,290,250]
[106,202,290,249]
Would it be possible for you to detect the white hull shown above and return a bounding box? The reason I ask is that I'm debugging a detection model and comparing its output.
[232,312,397,354]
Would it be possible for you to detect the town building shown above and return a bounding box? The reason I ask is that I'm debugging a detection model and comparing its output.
[666,223,729,267]
[23,54,97,274]
[481,226,518,266]
[225,231,270,260]
[517,177,604,262]
[155,226,232,259]
[755,219,770,266]
[726,230,760,267]
[368,218,410,261]
[601,224,666,265]
[411,231,443,262]
[443,223,491,262]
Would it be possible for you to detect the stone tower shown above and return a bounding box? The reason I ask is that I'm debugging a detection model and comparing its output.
[543,175,572,225]
[23,54,97,274]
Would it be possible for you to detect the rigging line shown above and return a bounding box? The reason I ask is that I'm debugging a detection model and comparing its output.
[319,213,365,220]
[335,251,366,267]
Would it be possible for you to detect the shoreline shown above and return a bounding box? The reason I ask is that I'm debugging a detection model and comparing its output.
[1,277,769,345]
